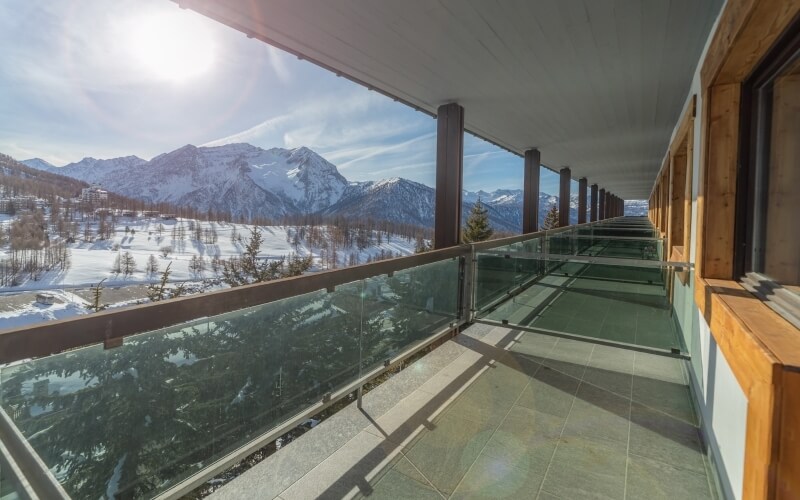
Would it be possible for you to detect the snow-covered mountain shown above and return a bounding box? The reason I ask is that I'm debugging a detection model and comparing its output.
[20,157,57,171]
[624,199,649,216]
[25,144,348,219]
[22,144,612,231]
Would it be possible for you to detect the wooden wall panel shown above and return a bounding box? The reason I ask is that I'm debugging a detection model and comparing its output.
[683,118,695,255]
[778,370,800,499]
[702,83,740,279]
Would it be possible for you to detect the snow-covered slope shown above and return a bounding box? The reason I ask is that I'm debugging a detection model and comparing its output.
[21,158,57,171]
[327,178,436,227]
[56,156,148,183]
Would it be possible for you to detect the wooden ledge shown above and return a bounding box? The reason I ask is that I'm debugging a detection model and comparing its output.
[697,276,800,373]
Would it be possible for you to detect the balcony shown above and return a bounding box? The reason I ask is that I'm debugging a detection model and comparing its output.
[0,217,720,499]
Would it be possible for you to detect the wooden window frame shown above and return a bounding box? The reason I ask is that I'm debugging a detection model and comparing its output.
[735,19,800,329]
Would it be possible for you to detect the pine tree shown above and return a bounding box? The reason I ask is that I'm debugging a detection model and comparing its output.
[89,278,106,312]
[147,262,172,302]
[146,254,159,275]
[121,251,136,276]
[462,199,493,243]
[542,203,559,229]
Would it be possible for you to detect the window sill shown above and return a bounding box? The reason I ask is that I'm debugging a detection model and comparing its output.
[694,275,800,387]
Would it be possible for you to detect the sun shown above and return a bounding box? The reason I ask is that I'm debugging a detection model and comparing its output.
[124,11,216,83]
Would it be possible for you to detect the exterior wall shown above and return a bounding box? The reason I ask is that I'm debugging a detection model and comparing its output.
[668,2,749,498]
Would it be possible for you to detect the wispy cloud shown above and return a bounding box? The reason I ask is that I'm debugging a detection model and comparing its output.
[0,0,535,192]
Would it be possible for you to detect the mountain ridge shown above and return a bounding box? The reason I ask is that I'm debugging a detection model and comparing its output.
[21,143,646,230]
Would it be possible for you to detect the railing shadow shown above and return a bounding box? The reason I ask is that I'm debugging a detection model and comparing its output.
[313,327,702,499]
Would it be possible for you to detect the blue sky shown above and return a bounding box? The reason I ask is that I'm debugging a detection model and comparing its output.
[0,0,561,194]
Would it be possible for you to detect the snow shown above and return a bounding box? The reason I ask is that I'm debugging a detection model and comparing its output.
[0,218,416,331]
[105,454,127,500]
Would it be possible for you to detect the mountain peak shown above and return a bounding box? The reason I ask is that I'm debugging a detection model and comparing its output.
[21,158,57,170]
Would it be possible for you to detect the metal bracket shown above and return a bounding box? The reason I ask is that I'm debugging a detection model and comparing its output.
[104,337,124,350]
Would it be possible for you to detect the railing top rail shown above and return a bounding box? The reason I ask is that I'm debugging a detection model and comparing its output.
[479,250,692,270]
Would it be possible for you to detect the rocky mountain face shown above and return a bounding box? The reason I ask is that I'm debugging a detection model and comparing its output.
[22,143,632,231]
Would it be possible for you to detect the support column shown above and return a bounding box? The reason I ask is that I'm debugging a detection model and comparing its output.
[605,192,612,219]
[522,149,541,233]
[558,167,571,227]
[578,178,587,224]
[609,195,615,217]
[598,188,606,219]
[620,198,624,217]
[434,103,464,249]
[590,184,598,222]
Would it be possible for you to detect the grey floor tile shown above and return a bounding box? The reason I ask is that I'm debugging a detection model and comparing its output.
[517,367,580,418]
[481,405,563,476]
[634,352,686,384]
[443,363,528,426]
[625,454,713,500]
[357,455,442,500]
[588,345,635,374]
[404,413,496,495]
[540,437,627,499]
[564,317,602,337]
[561,383,630,448]
[537,491,562,500]
[451,453,545,499]
[582,366,633,398]
[629,403,706,474]
[541,338,593,379]
[632,376,696,425]
[510,332,558,359]
[531,312,572,332]
[598,323,636,344]
[280,430,401,500]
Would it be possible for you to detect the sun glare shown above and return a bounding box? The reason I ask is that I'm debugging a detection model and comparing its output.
[125,11,216,83]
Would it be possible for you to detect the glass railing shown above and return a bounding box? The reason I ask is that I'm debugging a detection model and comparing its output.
[0,216,683,499]
[474,219,689,353]
[0,257,461,499]
[0,462,24,500]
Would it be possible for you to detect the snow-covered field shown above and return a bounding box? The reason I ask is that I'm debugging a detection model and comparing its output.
[0,218,416,330]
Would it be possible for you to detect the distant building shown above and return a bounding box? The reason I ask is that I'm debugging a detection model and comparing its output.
[81,184,108,205]
[160,214,177,220]
[142,210,160,217]
[36,293,55,305]
[0,196,40,213]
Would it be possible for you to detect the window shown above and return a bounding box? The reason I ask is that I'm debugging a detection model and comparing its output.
[738,20,800,327]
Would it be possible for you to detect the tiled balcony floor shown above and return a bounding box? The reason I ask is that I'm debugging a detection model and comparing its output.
[482,263,683,352]
[213,324,718,500]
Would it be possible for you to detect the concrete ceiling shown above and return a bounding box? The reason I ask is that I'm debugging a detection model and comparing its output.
[179,0,722,199]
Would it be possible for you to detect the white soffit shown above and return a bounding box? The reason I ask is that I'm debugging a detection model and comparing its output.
[179,0,722,199]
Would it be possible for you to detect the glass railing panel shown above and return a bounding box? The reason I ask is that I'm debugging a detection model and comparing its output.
[474,253,518,312]
[0,285,365,499]
[0,462,24,500]
[481,254,550,326]
[574,236,664,261]
[545,228,575,256]
[477,256,688,353]
[359,259,460,373]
